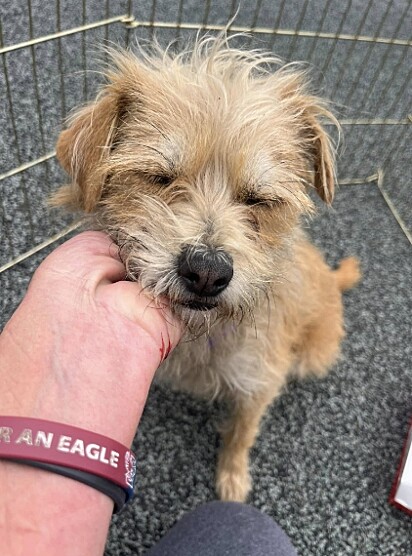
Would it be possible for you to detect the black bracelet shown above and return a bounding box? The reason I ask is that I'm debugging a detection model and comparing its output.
[10,458,127,513]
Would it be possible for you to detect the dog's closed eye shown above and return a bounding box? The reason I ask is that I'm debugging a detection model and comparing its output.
[146,173,175,186]
[243,192,285,209]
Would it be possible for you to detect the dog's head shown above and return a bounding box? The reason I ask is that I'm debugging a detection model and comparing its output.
[53,38,337,332]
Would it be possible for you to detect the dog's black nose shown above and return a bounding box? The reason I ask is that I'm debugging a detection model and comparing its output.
[178,245,233,297]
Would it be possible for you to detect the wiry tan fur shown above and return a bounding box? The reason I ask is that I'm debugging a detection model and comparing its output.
[52,36,361,502]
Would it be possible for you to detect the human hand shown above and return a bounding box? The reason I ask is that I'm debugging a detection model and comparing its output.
[0,231,181,445]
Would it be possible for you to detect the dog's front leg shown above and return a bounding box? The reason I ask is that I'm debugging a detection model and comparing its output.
[216,391,275,502]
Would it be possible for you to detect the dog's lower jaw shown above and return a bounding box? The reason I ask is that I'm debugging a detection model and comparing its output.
[169,297,258,340]
[177,300,218,311]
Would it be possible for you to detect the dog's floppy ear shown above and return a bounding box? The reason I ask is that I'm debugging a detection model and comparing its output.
[55,93,119,212]
[301,104,336,205]
[279,73,337,205]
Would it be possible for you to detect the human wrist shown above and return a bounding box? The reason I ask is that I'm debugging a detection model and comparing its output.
[0,304,158,446]
[0,459,113,556]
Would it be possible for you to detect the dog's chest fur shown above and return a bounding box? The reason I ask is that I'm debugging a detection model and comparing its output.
[156,319,270,400]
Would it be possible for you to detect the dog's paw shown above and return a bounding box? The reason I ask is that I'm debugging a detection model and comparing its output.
[216,463,251,502]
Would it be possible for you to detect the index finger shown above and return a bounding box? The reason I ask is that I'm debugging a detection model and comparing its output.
[39,231,126,286]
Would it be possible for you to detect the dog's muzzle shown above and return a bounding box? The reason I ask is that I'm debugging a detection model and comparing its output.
[177,244,233,308]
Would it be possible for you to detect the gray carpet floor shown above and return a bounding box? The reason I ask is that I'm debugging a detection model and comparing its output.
[1,1,411,555]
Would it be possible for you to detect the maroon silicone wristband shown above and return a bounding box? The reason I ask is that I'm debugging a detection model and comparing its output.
[0,416,136,500]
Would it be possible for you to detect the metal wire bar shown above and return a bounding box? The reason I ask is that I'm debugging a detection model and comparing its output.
[356,0,412,112]
[337,173,379,186]
[268,0,288,50]
[0,18,35,243]
[105,0,110,45]
[228,0,238,23]
[126,0,133,47]
[381,55,412,117]
[202,0,212,28]
[244,0,264,47]
[338,170,411,246]
[174,0,185,40]
[0,220,83,275]
[82,0,88,102]
[104,0,112,64]
[27,0,46,154]
[1,19,411,56]
[305,0,334,63]
[56,0,67,120]
[0,197,9,255]
[382,125,412,210]
[286,0,310,61]
[0,69,12,259]
[27,0,51,193]
[107,20,412,46]
[339,118,412,125]
[0,152,56,182]
[149,0,157,39]
[0,15,129,54]
[319,0,353,77]
[250,0,264,31]
[341,0,395,108]
[380,118,412,173]
[329,0,375,100]
[375,170,412,246]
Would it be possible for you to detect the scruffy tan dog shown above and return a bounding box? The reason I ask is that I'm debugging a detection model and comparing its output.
[52,37,360,502]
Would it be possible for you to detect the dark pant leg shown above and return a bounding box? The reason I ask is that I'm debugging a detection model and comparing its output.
[145,501,298,556]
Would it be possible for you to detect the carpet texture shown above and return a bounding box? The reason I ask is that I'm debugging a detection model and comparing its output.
[0,2,411,555]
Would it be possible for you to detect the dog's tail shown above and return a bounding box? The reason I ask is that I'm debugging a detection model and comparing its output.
[334,257,361,291]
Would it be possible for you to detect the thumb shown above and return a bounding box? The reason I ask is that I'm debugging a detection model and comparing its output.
[98,280,182,353]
